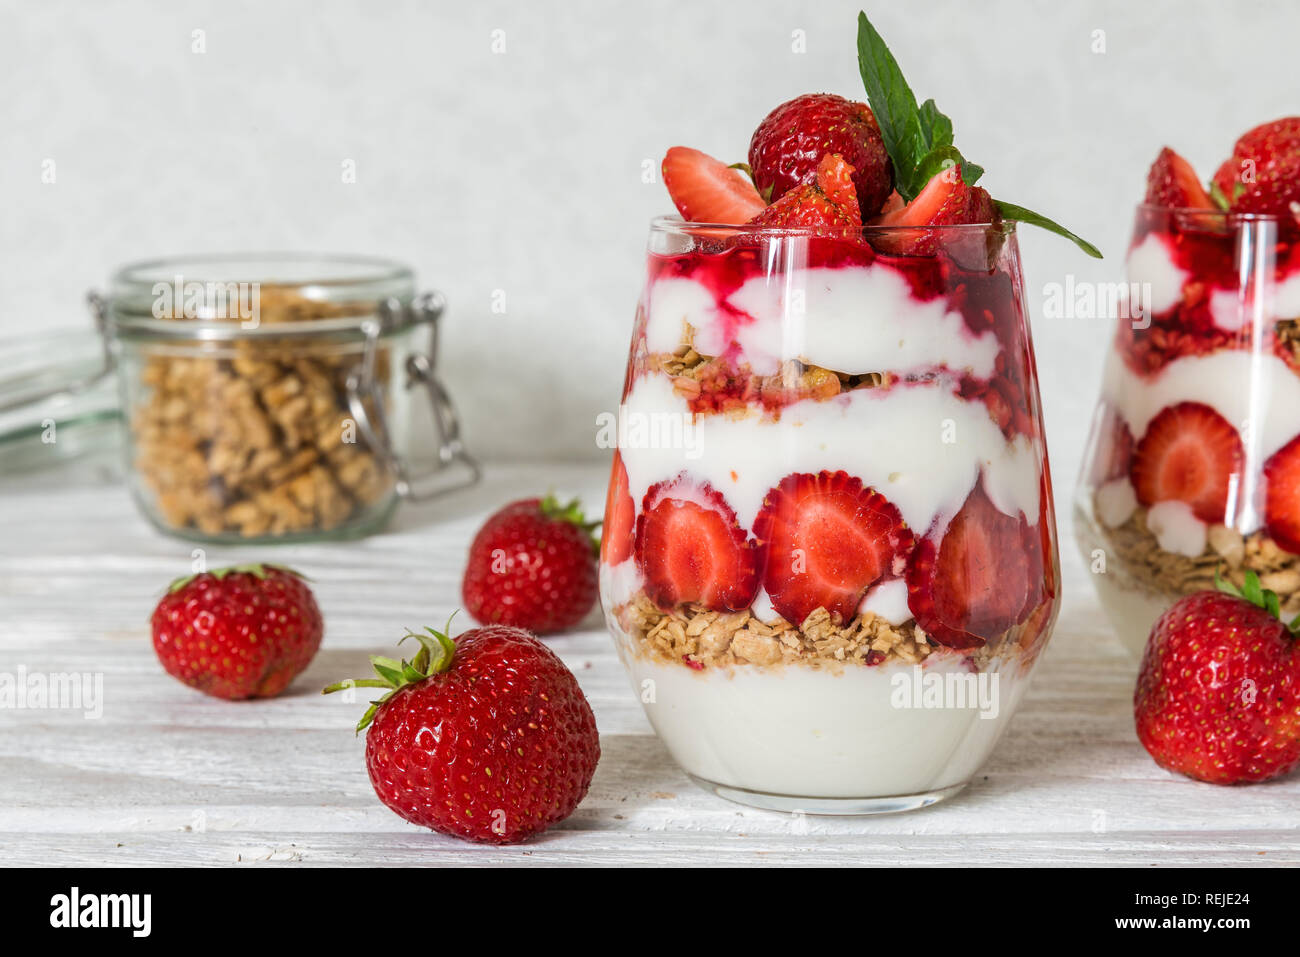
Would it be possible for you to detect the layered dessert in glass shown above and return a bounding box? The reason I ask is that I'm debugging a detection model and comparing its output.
[601,215,1060,811]
[1076,126,1300,656]
[599,13,1095,812]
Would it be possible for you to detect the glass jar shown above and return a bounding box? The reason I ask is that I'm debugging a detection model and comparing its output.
[599,217,1060,813]
[69,254,478,543]
[1075,205,1299,657]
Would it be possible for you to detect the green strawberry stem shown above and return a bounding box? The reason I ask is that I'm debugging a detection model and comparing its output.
[541,492,601,555]
[1215,568,1296,629]
[322,617,459,733]
[855,10,1101,258]
[166,562,307,594]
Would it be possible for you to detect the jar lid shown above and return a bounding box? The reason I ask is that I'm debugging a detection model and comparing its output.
[0,327,121,474]
[104,253,425,341]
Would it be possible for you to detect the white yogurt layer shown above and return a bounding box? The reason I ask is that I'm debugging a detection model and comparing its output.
[620,373,1041,538]
[644,266,1001,379]
[599,558,643,612]
[622,650,1029,797]
[1145,500,1207,557]
[1095,477,1138,529]
[859,577,912,625]
[1101,349,1300,533]
[1126,232,1187,316]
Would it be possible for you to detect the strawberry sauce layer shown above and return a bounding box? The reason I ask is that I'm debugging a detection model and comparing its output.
[1119,211,1300,377]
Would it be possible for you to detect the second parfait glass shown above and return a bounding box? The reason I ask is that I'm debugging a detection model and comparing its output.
[599,217,1060,813]
[1076,204,1300,656]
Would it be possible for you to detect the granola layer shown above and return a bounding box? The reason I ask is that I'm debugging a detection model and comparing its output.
[1096,502,1300,614]
[617,591,931,669]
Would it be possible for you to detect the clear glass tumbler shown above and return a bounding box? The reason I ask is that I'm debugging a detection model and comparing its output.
[599,217,1060,813]
[1076,205,1300,656]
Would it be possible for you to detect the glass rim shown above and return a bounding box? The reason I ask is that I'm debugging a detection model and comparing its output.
[110,252,414,291]
[102,252,424,339]
[1135,201,1284,222]
[650,214,1016,236]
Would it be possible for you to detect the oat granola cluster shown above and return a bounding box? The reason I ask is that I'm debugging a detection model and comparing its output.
[1098,504,1300,614]
[617,591,933,670]
[131,288,393,538]
[653,323,887,411]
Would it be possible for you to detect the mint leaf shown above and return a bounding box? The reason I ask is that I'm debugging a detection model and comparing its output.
[917,100,951,145]
[994,200,1103,259]
[856,11,921,190]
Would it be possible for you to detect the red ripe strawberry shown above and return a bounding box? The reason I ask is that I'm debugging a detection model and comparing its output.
[868,166,996,256]
[461,496,599,634]
[1130,402,1244,523]
[325,623,600,843]
[151,563,322,700]
[1263,434,1300,554]
[753,471,912,625]
[600,452,636,565]
[748,92,893,217]
[1211,117,1300,222]
[635,474,758,611]
[1144,147,1214,209]
[906,482,1038,649]
[747,153,865,240]
[661,146,767,224]
[874,166,996,228]
[1135,574,1300,784]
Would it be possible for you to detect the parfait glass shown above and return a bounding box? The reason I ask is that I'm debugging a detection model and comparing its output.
[1076,205,1299,657]
[599,217,1061,813]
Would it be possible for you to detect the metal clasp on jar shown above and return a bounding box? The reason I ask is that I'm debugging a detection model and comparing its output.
[346,293,481,502]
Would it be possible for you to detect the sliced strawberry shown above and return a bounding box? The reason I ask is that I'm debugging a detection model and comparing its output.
[746,153,864,240]
[661,147,767,225]
[753,471,912,625]
[1263,434,1300,554]
[1144,147,1214,209]
[873,166,995,228]
[906,482,1036,649]
[635,474,758,611]
[1130,402,1244,523]
[600,452,636,565]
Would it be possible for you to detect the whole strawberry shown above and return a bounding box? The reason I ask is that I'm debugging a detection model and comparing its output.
[324,623,600,844]
[1135,571,1300,784]
[151,563,323,700]
[1212,116,1300,224]
[461,495,599,634]
[748,92,893,218]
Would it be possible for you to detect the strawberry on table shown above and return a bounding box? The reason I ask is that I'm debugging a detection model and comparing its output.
[1129,402,1244,523]
[906,482,1039,649]
[151,563,323,700]
[1263,434,1300,554]
[1135,572,1300,784]
[753,470,912,625]
[1145,147,1214,209]
[747,152,867,240]
[324,623,600,844]
[661,146,767,224]
[461,496,599,634]
[748,92,893,217]
[635,474,758,612]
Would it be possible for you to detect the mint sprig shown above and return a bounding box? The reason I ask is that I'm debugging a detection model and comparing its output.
[855,10,1101,259]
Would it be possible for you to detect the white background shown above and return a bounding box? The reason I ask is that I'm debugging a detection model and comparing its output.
[3,0,1296,502]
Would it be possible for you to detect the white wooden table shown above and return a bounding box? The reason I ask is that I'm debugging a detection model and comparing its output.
[2,459,1297,867]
